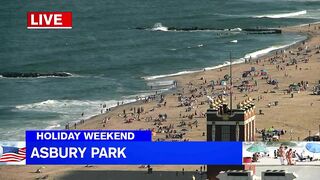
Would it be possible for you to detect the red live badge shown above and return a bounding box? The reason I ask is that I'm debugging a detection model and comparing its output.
[27,12,72,29]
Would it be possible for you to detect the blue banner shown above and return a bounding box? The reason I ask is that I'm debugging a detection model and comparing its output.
[26,130,152,141]
[26,141,242,165]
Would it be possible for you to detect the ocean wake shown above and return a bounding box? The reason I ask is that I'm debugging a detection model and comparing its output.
[254,10,307,19]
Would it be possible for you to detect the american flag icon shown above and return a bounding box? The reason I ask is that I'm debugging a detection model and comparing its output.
[0,146,26,162]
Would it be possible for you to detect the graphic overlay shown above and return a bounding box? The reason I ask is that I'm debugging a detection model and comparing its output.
[27,12,72,29]
[0,142,26,165]
[26,130,152,141]
[25,130,243,165]
[243,141,320,165]
[26,141,243,165]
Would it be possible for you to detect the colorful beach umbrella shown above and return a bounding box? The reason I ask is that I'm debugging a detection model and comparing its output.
[306,143,320,153]
[266,141,297,147]
[247,144,267,153]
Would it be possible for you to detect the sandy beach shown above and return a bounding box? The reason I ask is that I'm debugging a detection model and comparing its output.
[75,23,320,142]
[1,23,320,179]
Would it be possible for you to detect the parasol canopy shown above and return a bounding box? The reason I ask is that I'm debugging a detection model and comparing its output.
[306,143,320,153]
[247,144,268,153]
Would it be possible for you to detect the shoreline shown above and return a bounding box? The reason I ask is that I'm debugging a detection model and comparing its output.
[74,22,320,142]
[74,24,312,133]
[1,22,320,180]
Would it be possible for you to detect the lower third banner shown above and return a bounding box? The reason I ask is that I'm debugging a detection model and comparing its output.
[26,141,242,165]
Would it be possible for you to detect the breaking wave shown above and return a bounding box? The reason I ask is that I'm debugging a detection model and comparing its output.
[142,70,199,80]
[254,10,307,19]
[147,80,175,87]
[225,28,242,32]
[15,99,136,115]
[151,23,168,31]
[244,41,299,59]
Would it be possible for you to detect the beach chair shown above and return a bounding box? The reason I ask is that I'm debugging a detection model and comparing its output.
[296,153,312,162]
[296,153,307,161]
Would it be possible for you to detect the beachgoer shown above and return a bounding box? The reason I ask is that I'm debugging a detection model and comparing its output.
[278,145,286,165]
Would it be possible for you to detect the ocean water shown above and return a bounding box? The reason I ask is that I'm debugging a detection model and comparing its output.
[1,0,320,140]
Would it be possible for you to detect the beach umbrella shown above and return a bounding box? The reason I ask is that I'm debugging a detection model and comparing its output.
[305,143,320,153]
[247,144,267,153]
[266,141,297,147]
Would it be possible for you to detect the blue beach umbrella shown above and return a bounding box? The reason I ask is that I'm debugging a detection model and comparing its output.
[305,143,320,153]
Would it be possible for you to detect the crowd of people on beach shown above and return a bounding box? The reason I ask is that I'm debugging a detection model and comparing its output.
[64,27,319,145]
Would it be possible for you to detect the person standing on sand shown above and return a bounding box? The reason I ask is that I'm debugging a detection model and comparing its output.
[278,145,286,165]
[286,148,295,165]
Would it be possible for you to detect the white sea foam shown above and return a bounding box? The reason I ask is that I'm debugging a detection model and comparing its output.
[147,80,175,87]
[224,28,242,32]
[254,10,307,19]
[244,41,298,59]
[230,40,238,43]
[15,98,137,126]
[151,23,168,31]
[142,40,301,81]
[45,123,61,130]
[15,99,135,114]
[12,98,140,134]
[142,70,200,80]
[150,23,242,33]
